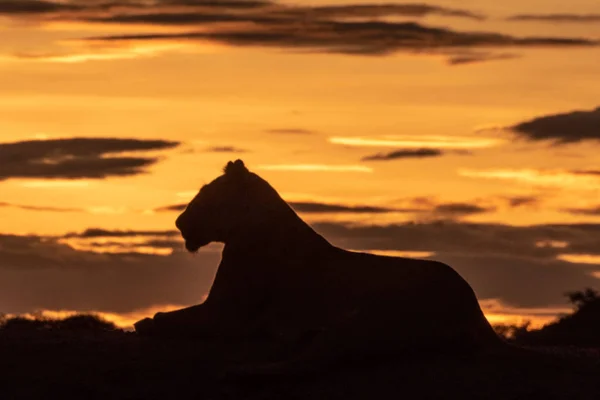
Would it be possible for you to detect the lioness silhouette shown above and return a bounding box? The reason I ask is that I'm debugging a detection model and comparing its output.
[135,160,503,367]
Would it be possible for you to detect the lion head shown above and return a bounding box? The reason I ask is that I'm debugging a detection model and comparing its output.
[176,159,281,252]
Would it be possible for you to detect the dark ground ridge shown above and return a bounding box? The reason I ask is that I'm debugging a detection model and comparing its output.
[1,314,600,400]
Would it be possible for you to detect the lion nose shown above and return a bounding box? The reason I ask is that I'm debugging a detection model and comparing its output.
[175,213,186,232]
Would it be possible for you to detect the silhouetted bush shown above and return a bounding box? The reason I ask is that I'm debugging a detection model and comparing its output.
[566,288,599,311]
[1,316,49,331]
[0,314,119,334]
[512,288,600,347]
[57,314,119,331]
[493,321,532,341]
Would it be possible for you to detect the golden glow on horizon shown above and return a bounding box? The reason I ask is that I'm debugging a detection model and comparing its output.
[360,250,435,258]
[7,304,563,331]
[480,298,571,330]
[8,304,191,330]
[329,135,503,149]
[483,312,554,330]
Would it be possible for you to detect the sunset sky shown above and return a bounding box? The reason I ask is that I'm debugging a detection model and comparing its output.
[1,0,600,329]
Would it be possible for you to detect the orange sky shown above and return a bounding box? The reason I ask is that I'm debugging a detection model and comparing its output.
[1,0,599,328]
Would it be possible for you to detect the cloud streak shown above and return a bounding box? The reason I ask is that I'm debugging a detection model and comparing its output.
[447,52,518,65]
[286,4,485,20]
[0,202,82,213]
[432,203,495,217]
[205,146,248,153]
[0,138,179,180]
[155,201,407,214]
[564,206,600,216]
[153,197,500,220]
[330,135,501,149]
[459,168,600,190]
[556,254,600,265]
[0,0,79,14]
[154,204,188,213]
[1,43,196,64]
[506,196,540,208]
[289,201,399,214]
[508,14,600,23]
[63,229,179,239]
[361,148,444,161]
[266,128,314,135]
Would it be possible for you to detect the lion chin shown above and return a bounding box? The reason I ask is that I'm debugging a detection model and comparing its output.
[184,238,211,252]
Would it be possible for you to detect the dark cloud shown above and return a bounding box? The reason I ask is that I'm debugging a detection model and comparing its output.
[2,222,599,316]
[0,138,179,180]
[447,52,518,65]
[506,196,540,208]
[83,21,598,58]
[511,106,600,143]
[0,0,270,17]
[153,197,499,217]
[205,146,247,153]
[86,12,251,25]
[154,201,409,214]
[433,203,495,216]
[0,0,79,14]
[312,221,600,307]
[0,232,221,314]
[508,14,600,23]
[0,1,482,22]
[572,169,600,176]
[362,148,444,161]
[87,3,484,26]
[154,204,187,213]
[0,202,82,213]
[3,1,597,64]
[563,206,600,216]
[158,0,271,9]
[63,228,179,239]
[266,128,315,135]
[289,201,400,214]
[286,4,485,21]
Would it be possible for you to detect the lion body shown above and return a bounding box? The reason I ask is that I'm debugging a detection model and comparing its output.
[210,245,501,357]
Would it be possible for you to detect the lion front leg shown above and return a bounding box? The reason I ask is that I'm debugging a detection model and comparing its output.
[135,303,238,339]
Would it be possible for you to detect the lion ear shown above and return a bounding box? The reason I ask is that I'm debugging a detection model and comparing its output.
[223,159,248,176]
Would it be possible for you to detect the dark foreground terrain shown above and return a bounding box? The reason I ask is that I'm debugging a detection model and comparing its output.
[1,318,600,400]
